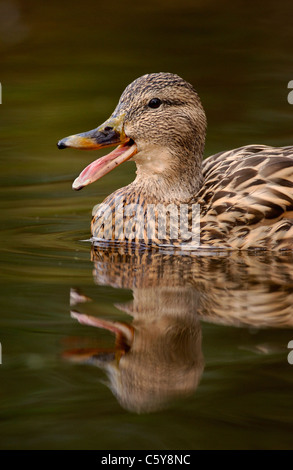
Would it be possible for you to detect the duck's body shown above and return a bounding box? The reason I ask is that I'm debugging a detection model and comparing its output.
[58,73,293,250]
[199,144,293,250]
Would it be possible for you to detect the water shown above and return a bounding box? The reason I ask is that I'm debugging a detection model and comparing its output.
[0,0,293,450]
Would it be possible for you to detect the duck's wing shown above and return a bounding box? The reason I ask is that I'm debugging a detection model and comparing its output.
[198,145,293,249]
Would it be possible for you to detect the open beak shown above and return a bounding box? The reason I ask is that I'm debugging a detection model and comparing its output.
[57,114,137,190]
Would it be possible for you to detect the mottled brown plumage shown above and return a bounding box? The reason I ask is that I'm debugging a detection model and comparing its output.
[199,144,293,249]
[58,73,293,250]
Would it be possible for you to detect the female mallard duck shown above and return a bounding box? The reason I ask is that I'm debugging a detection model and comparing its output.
[58,72,293,250]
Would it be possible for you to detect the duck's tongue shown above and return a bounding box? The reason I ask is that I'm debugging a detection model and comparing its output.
[72,141,137,190]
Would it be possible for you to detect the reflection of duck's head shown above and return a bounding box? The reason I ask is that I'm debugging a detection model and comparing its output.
[66,286,204,414]
[58,73,206,199]
[107,292,203,414]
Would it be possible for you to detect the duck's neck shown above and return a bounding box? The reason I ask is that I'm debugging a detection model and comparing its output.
[131,146,203,204]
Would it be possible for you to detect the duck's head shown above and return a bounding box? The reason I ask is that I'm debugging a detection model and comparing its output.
[58,72,206,192]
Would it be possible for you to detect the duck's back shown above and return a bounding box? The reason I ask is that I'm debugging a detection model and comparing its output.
[198,145,293,250]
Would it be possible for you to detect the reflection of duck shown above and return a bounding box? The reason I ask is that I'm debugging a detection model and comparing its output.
[64,249,293,413]
[58,73,293,249]
[91,247,293,329]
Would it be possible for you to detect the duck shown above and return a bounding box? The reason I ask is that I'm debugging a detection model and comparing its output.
[58,72,293,250]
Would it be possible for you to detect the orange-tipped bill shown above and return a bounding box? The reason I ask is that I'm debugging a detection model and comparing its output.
[57,117,137,190]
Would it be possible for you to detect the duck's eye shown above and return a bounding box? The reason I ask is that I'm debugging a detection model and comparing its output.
[148,98,162,109]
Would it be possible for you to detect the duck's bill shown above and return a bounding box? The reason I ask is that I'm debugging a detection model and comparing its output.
[57,125,137,190]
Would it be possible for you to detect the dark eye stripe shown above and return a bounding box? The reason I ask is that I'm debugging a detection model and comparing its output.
[163,99,185,106]
[147,98,185,109]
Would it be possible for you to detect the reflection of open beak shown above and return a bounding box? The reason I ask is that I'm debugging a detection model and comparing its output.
[62,311,134,364]
[57,114,137,190]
